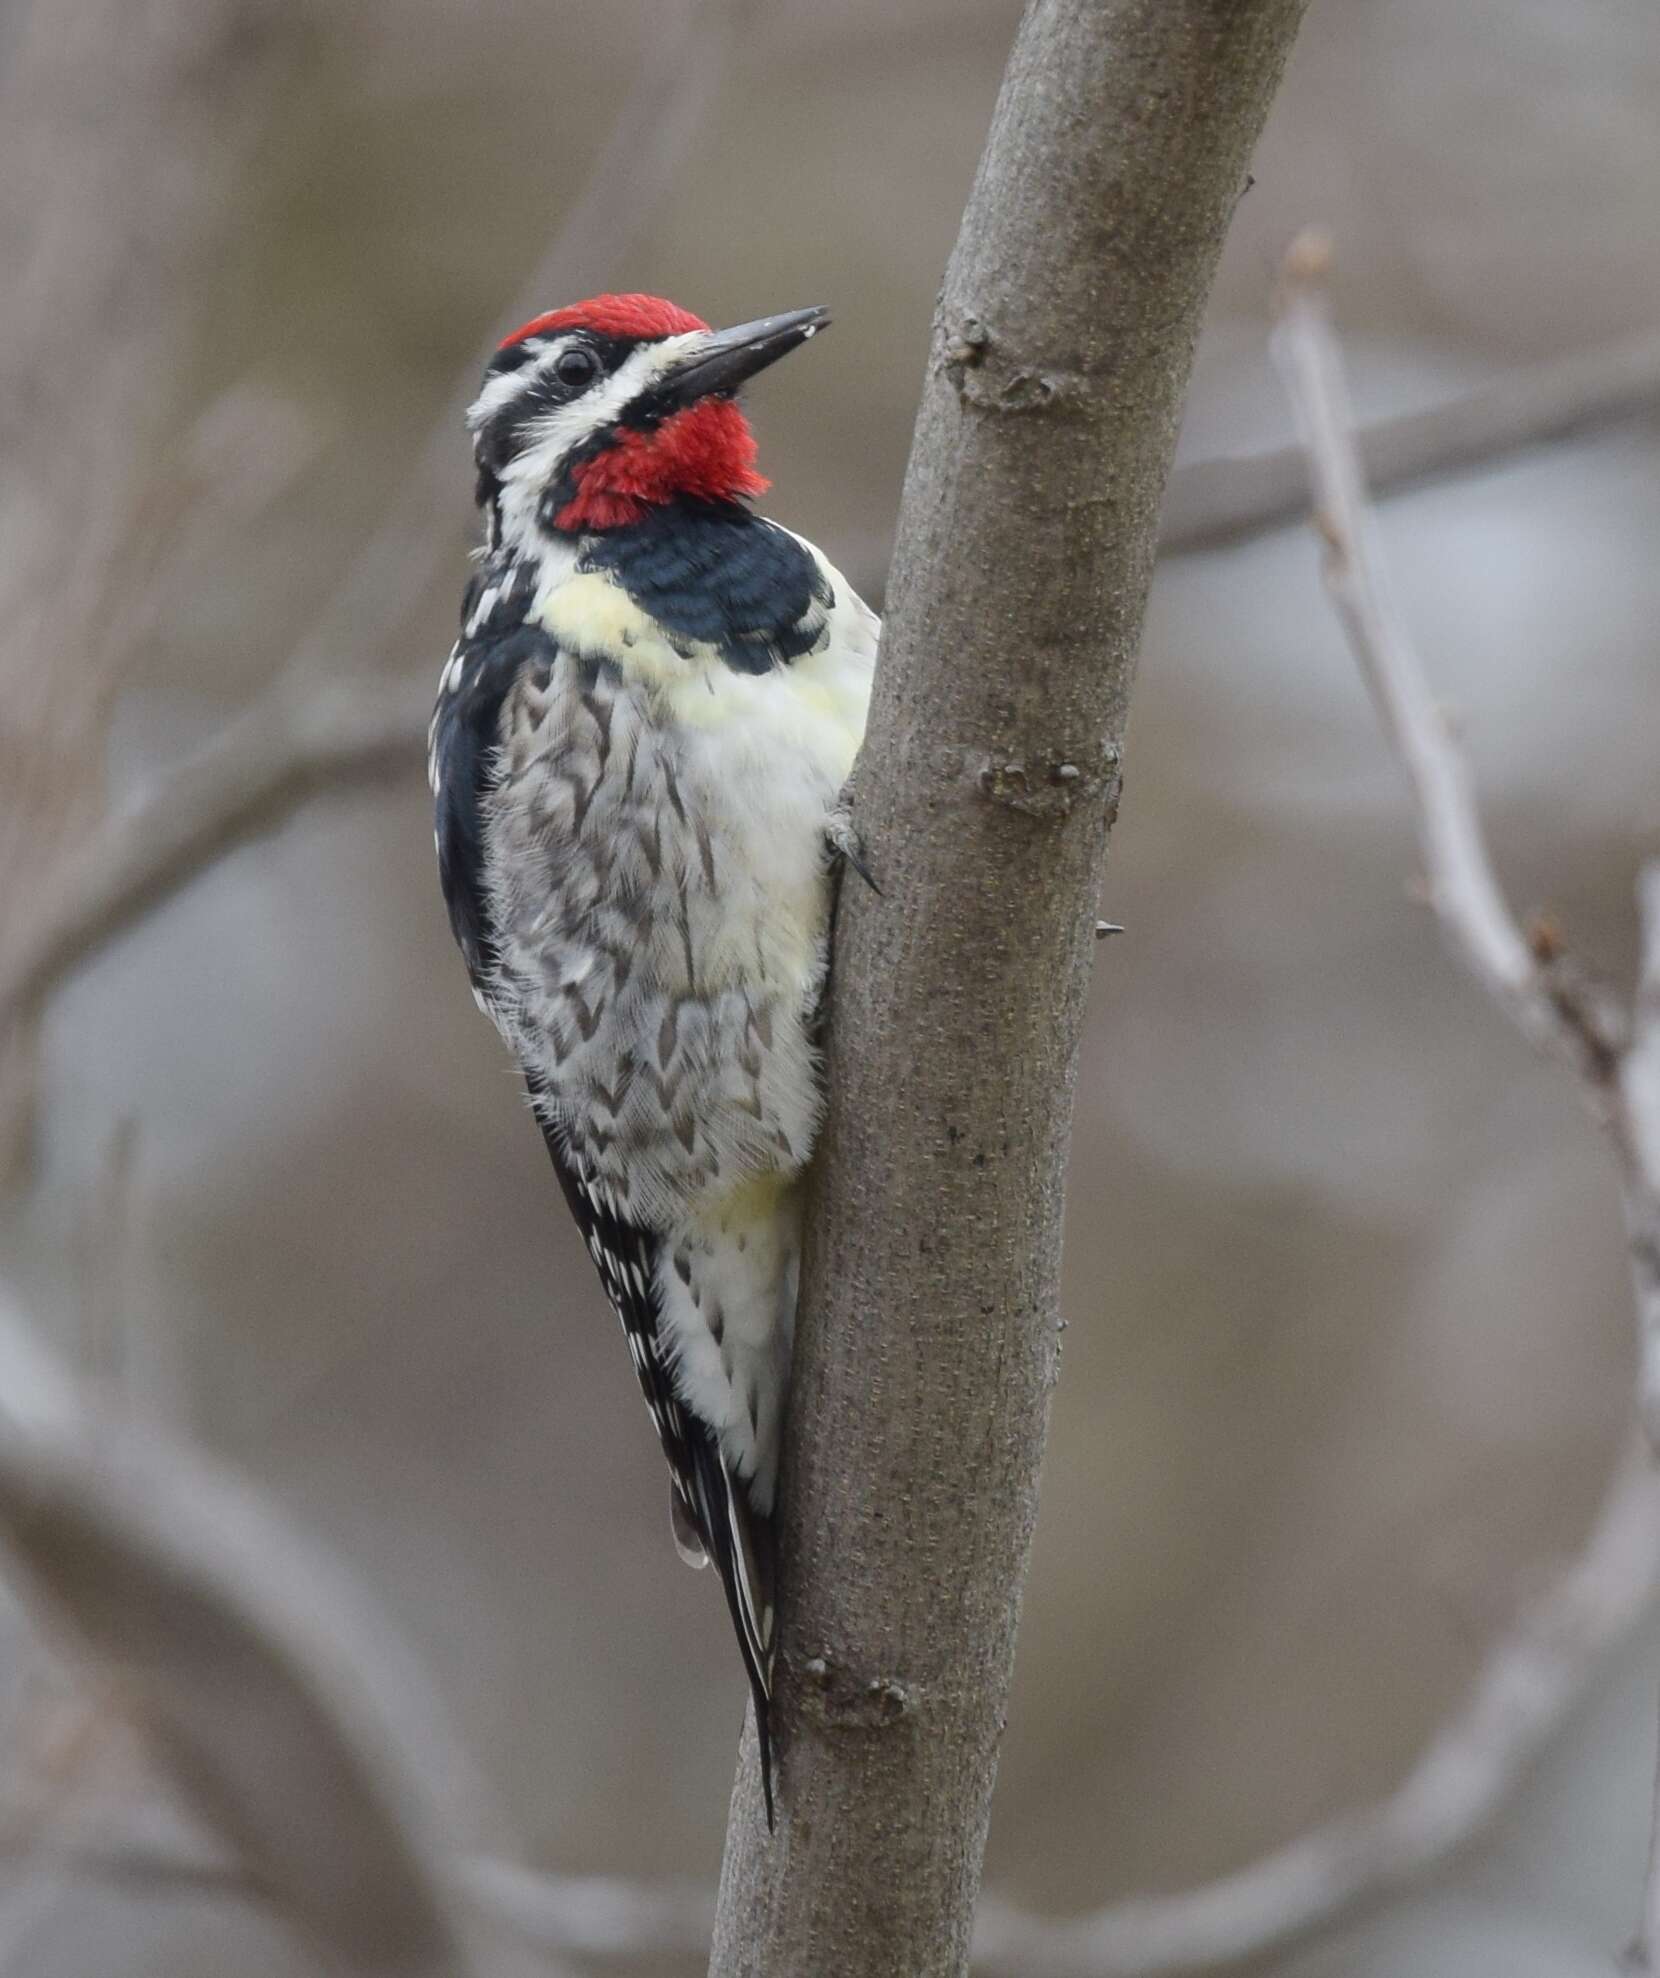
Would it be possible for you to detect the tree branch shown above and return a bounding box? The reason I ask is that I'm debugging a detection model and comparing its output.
[1271,232,1660,1977]
[0,678,423,1039]
[709,5,1308,1972]
[0,1301,520,1977]
[974,1437,1660,1973]
[26,1427,1658,1978]
[1271,232,1660,1449]
[1163,326,1660,554]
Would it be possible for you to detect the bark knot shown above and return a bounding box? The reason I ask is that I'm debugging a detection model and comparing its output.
[974,744,1121,822]
[798,1653,916,1732]
[938,312,1087,415]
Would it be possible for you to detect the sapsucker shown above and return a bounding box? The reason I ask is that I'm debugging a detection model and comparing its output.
[428,294,877,1818]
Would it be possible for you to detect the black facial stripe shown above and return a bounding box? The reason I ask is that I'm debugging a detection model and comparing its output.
[473,331,643,484]
[483,328,636,380]
[487,338,539,376]
[615,374,714,433]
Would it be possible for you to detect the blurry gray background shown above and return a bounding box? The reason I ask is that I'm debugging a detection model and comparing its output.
[5,0,1660,1972]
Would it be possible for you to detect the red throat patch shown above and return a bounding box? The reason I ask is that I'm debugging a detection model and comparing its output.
[554,399,768,532]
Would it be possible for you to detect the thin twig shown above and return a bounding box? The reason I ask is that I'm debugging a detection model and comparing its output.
[1273,236,1554,1027]
[1272,229,1660,1976]
[1164,326,1660,554]
[1272,229,1660,1446]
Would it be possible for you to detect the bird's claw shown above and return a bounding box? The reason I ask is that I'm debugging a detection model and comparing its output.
[828,813,882,896]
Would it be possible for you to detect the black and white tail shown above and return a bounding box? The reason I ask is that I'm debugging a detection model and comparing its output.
[684,1424,775,1823]
[525,1079,778,1822]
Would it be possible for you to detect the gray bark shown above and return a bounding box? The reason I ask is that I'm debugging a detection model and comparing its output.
[709,3,1309,1974]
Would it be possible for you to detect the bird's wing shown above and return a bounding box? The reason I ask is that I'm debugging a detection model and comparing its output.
[429,612,558,1001]
[523,1078,776,1823]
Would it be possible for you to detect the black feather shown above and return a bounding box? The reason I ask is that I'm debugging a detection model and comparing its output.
[429,587,547,994]
[582,501,828,674]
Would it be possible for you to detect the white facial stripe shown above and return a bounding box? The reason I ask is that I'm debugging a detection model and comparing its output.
[467,329,706,451]
[465,335,579,428]
[504,333,701,483]
[473,329,715,554]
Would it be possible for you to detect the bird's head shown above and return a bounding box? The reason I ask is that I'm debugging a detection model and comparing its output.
[467,293,828,552]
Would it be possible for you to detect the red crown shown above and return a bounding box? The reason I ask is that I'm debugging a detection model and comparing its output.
[499,293,709,350]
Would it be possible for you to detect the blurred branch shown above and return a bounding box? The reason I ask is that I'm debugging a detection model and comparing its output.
[1164,325,1660,553]
[1272,231,1660,1449]
[0,0,746,1096]
[821,326,1660,608]
[0,1812,722,1968]
[19,1433,1660,1973]
[976,1438,1660,1973]
[0,677,423,1040]
[0,1297,525,1978]
[1629,869,1660,1458]
[0,0,313,1177]
[1272,230,1660,1976]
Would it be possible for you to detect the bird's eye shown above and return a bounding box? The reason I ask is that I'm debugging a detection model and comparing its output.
[554,347,599,389]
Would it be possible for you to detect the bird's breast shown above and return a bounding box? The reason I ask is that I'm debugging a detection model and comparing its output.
[481,558,874,1223]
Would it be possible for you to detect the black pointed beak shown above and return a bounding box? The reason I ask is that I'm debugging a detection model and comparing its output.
[655,306,830,411]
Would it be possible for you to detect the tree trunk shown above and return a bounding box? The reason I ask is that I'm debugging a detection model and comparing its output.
[710,3,1309,1972]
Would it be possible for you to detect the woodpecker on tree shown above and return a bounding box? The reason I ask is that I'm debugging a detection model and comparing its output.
[428,293,877,1820]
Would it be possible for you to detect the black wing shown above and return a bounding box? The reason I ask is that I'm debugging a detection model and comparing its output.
[429,605,556,998]
[522,1079,776,1823]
